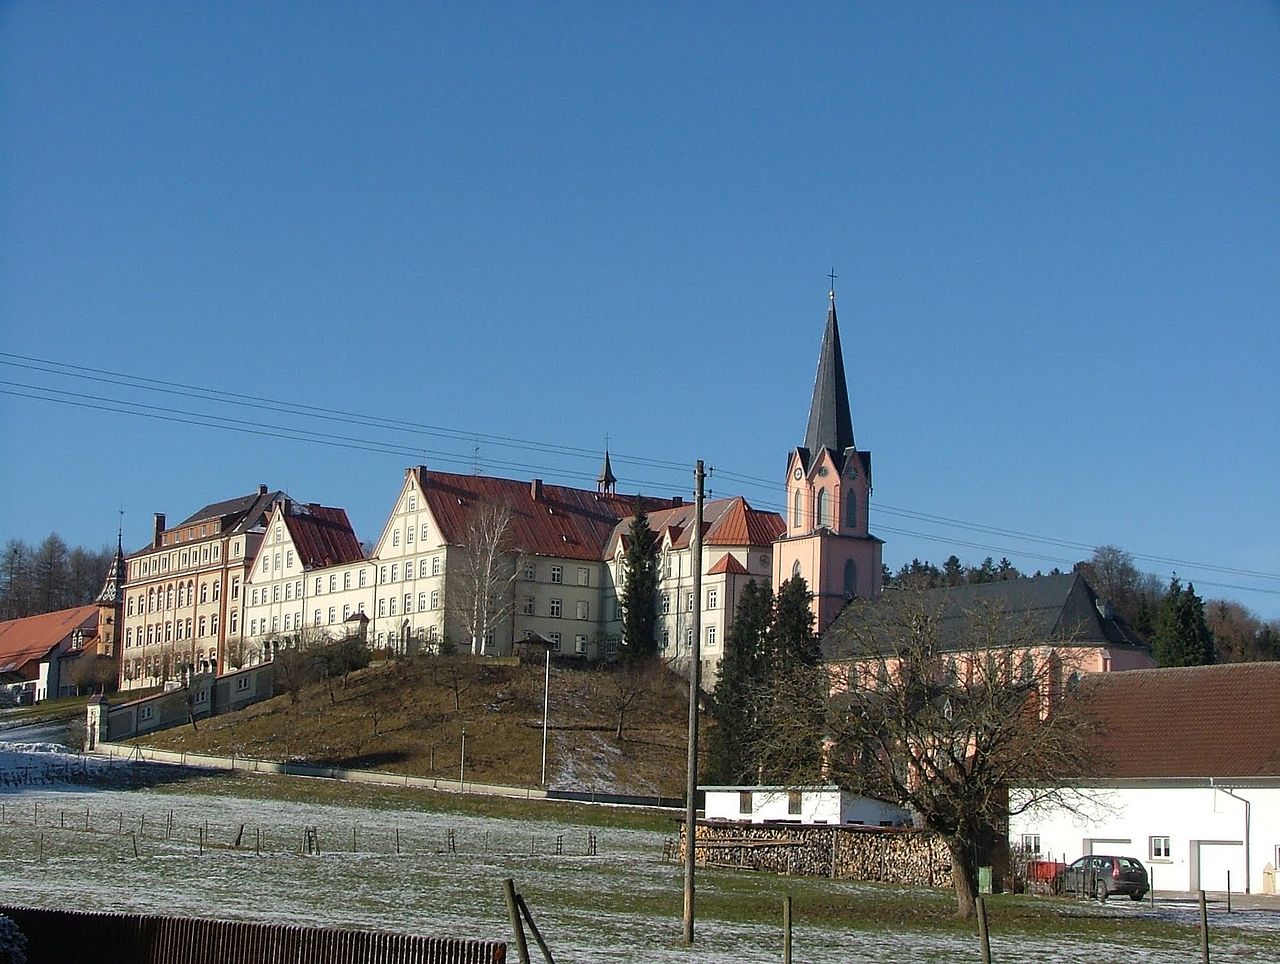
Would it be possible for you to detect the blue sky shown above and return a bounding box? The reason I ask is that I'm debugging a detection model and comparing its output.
[2,2,1277,618]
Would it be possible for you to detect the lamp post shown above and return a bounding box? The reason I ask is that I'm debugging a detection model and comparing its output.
[541,642,551,786]
[459,727,466,788]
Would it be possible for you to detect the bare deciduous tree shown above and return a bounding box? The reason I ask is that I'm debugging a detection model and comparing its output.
[451,500,521,656]
[755,588,1096,919]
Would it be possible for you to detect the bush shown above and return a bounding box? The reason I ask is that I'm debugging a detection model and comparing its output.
[0,914,28,964]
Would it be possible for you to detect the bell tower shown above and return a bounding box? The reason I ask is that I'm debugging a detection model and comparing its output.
[772,285,883,633]
[95,529,128,658]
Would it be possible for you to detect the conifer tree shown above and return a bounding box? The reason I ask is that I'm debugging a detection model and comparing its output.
[759,576,825,781]
[1153,576,1216,667]
[706,580,773,784]
[619,502,660,660]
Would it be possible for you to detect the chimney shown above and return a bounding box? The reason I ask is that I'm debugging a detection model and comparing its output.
[671,496,683,507]
[531,478,543,501]
[152,512,166,548]
[258,483,268,496]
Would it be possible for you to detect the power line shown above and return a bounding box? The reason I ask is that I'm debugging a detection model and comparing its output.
[3,351,1277,593]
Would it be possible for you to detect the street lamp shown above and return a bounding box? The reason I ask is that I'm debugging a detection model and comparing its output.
[541,641,551,787]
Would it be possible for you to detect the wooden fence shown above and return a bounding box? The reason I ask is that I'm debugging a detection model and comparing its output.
[0,904,505,964]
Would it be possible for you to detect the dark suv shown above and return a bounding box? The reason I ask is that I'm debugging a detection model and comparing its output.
[1055,855,1149,901]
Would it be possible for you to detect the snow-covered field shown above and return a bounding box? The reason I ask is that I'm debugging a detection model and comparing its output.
[2,746,1277,962]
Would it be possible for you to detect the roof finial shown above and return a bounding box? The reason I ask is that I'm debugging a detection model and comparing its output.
[828,267,837,300]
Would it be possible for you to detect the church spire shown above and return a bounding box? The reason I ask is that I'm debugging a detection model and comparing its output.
[96,530,127,606]
[597,449,617,495]
[803,286,855,456]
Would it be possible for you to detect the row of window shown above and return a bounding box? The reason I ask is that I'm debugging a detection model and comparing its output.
[519,563,591,586]
[660,588,718,615]
[658,626,718,650]
[389,523,430,548]
[132,538,242,579]
[127,578,227,616]
[791,486,859,531]
[520,597,591,620]
[1020,835,1172,861]
[124,614,220,647]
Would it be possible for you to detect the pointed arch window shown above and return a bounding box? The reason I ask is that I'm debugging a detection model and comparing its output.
[845,488,858,531]
[843,559,857,598]
[816,489,830,528]
[791,560,801,580]
[792,489,803,528]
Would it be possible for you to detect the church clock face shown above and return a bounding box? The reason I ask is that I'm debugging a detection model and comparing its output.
[818,466,829,478]
[793,468,803,480]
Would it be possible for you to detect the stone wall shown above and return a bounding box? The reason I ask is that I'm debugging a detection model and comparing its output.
[681,820,952,888]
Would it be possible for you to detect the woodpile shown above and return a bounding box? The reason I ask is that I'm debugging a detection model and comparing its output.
[679,821,952,888]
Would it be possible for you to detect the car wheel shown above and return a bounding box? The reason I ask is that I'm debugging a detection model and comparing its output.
[1129,893,1145,901]
[1096,879,1108,902]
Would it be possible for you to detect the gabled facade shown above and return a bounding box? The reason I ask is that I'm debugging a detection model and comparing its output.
[241,498,368,665]
[773,290,883,633]
[0,605,99,702]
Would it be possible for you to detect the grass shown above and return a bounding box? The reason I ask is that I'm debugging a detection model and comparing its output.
[132,656,696,796]
[143,767,1278,956]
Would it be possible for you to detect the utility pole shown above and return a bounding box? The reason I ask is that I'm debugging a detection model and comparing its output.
[540,641,551,786]
[682,459,705,945]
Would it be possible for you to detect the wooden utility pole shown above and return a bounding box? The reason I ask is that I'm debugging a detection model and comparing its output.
[682,459,706,945]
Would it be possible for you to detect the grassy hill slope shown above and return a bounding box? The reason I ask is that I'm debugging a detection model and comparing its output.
[134,656,697,796]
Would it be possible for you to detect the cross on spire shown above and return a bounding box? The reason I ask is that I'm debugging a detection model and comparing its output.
[828,267,838,297]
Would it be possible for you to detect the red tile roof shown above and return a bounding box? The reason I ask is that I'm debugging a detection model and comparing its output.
[0,606,98,676]
[608,497,785,556]
[415,469,677,562]
[707,553,749,576]
[284,504,365,569]
[1068,662,1280,779]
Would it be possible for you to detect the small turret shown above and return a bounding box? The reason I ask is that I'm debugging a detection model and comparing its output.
[597,449,617,495]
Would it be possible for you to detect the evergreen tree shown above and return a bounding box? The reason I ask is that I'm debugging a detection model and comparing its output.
[760,576,825,781]
[771,576,820,668]
[942,555,965,587]
[619,502,660,660]
[1152,577,1215,667]
[706,580,773,784]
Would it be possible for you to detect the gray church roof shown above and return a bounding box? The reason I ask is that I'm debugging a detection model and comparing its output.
[803,291,856,458]
[822,572,1149,660]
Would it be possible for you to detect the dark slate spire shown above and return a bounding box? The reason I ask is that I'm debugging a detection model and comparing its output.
[96,531,127,605]
[597,449,617,495]
[803,289,855,456]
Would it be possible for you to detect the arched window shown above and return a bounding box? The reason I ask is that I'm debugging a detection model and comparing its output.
[792,488,803,528]
[845,488,858,530]
[843,559,857,597]
[816,489,830,528]
[791,560,801,580]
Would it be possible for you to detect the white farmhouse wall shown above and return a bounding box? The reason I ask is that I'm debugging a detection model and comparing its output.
[704,787,911,826]
[1010,783,1280,894]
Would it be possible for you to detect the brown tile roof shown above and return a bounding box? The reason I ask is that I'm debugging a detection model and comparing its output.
[1067,662,1280,779]
[414,469,677,562]
[284,504,365,569]
[707,553,749,576]
[0,606,98,676]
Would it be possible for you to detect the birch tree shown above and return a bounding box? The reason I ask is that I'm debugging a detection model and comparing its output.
[452,500,520,656]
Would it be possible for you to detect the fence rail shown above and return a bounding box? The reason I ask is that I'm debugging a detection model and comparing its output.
[0,904,505,964]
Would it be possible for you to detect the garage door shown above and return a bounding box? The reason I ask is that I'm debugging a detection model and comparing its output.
[1195,841,1244,892]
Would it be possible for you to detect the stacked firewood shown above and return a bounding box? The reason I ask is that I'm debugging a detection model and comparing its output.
[679,821,952,887]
